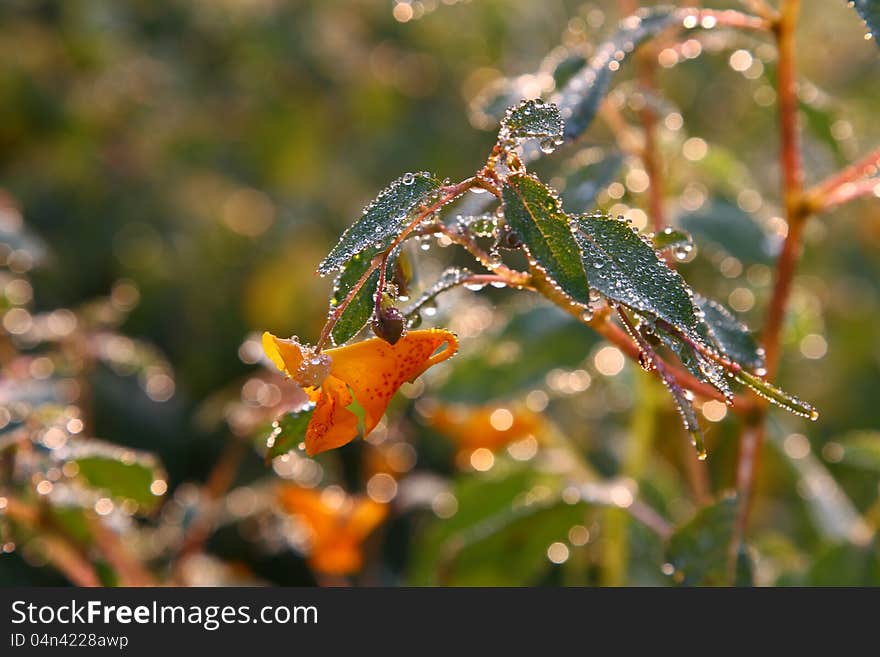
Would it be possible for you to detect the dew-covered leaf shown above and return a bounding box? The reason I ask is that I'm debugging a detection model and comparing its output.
[678,200,778,265]
[735,369,819,420]
[499,99,564,148]
[318,172,439,275]
[68,443,166,511]
[502,174,590,305]
[665,495,738,586]
[652,227,693,253]
[560,150,623,212]
[330,251,380,346]
[572,213,700,337]
[265,403,316,463]
[553,8,678,141]
[695,295,765,372]
[850,0,880,46]
[655,326,732,404]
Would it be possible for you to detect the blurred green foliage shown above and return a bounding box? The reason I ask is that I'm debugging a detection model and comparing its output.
[1,0,879,586]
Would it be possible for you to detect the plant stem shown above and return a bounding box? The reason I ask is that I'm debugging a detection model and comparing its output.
[808,146,880,202]
[733,0,804,552]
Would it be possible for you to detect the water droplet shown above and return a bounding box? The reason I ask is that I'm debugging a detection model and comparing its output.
[402,172,415,185]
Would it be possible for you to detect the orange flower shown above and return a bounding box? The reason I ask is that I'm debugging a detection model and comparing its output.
[263,329,458,455]
[277,485,387,576]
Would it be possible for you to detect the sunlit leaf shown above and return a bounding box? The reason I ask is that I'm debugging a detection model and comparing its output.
[265,403,316,462]
[665,495,738,586]
[553,8,677,140]
[318,172,439,274]
[572,213,700,337]
[735,369,818,420]
[499,99,564,149]
[502,173,590,305]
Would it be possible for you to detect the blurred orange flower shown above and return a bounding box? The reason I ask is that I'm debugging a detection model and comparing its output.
[421,401,546,456]
[277,485,387,576]
[263,329,458,455]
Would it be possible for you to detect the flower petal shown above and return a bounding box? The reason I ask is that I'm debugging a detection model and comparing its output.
[262,332,304,379]
[326,329,458,436]
[306,375,360,455]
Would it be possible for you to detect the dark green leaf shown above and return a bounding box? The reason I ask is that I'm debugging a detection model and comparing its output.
[265,404,316,462]
[499,99,563,146]
[695,295,765,372]
[678,200,778,265]
[318,172,439,274]
[665,495,738,586]
[652,227,693,253]
[850,0,880,46]
[655,325,732,403]
[502,173,590,305]
[572,213,700,338]
[554,8,677,140]
[330,251,380,346]
[73,449,165,511]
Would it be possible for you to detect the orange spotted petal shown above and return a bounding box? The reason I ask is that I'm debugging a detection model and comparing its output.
[305,375,360,456]
[325,329,458,437]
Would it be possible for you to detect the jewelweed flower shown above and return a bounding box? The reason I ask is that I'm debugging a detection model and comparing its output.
[277,485,387,576]
[263,329,458,455]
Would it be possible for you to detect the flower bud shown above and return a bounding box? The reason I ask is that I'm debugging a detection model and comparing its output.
[372,306,406,345]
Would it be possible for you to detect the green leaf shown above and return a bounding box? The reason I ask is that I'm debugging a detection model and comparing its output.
[502,173,590,305]
[572,213,700,338]
[806,540,880,586]
[265,404,316,462]
[560,150,623,212]
[499,99,563,147]
[329,251,380,346]
[678,200,778,265]
[850,0,880,46]
[409,464,584,585]
[735,369,819,420]
[550,52,587,90]
[437,303,599,403]
[554,8,677,140]
[655,326,732,404]
[652,227,694,253]
[665,495,738,586]
[318,172,439,274]
[72,447,165,511]
[695,295,765,372]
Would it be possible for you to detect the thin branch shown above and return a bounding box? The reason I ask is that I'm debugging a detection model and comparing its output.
[808,146,880,202]
[733,0,804,558]
[814,178,880,212]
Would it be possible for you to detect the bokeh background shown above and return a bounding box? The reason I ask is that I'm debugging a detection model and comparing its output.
[1,0,879,586]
